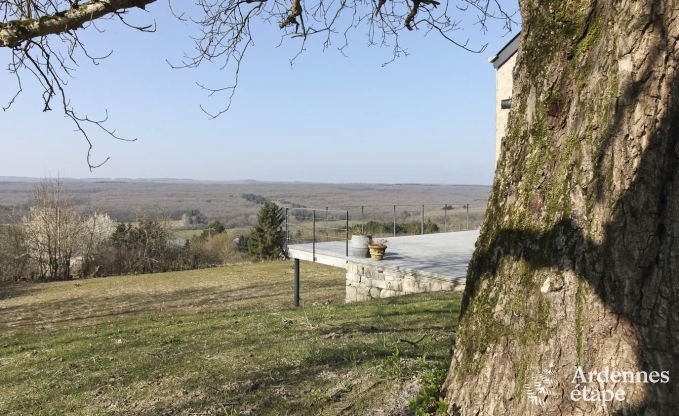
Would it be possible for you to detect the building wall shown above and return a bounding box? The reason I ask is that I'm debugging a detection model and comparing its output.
[494,53,517,165]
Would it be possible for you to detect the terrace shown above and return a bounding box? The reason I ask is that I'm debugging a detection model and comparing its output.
[284,206,480,303]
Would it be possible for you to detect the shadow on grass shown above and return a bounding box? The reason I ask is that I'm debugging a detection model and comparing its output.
[0,276,344,329]
[1,291,459,415]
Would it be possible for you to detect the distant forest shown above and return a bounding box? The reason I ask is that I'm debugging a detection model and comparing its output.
[0,180,490,229]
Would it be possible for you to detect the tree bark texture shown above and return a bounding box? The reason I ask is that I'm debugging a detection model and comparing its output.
[445,0,679,414]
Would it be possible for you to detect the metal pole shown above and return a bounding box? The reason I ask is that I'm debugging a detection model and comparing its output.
[393,205,397,237]
[312,209,316,261]
[325,206,328,242]
[285,207,289,250]
[421,205,425,235]
[361,205,364,234]
[465,204,469,230]
[444,206,447,232]
[293,258,300,307]
[345,210,349,257]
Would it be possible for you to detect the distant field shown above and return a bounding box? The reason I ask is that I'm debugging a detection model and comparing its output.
[170,228,206,239]
[0,180,490,230]
[0,262,460,415]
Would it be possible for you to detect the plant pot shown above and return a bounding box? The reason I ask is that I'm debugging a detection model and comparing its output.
[368,243,387,261]
[350,234,372,258]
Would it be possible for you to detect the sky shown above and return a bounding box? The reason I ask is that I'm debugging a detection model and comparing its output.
[1,1,519,185]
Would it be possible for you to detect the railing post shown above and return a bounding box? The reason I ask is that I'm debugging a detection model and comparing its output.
[361,205,365,234]
[325,206,328,242]
[393,205,396,237]
[421,205,425,235]
[465,204,469,230]
[312,209,316,261]
[444,205,447,232]
[345,210,349,257]
[293,258,300,307]
[285,207,289,252]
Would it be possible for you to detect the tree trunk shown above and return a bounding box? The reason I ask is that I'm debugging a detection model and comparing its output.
[444,0,679,414]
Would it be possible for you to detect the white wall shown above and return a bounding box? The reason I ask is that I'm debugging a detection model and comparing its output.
[494,53,517,166]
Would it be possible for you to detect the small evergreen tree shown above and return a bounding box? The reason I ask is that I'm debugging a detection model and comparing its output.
[198,220,226,240]
[247,202,285,260]
[235,234,250,253]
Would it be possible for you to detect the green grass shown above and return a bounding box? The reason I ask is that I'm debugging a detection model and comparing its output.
[170,227,251,240]
[0,262,460,415]
[170,228,206,239]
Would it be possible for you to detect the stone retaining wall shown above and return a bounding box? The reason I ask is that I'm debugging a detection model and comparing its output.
[344,261,465,302]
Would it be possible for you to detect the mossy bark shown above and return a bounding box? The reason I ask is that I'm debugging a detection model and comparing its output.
[444,0,679,414]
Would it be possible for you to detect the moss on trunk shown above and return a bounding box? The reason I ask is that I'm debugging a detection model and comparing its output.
[444,0,679,414]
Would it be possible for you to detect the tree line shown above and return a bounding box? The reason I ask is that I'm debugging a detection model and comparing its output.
[0,181,287,284]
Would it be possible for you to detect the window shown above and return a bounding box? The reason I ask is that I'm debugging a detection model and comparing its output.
[501,98,512,109]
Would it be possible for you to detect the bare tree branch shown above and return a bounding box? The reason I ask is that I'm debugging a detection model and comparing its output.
[0,0,156,48]
[1,0,518,168]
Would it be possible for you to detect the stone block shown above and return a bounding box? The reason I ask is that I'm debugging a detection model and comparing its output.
[386,279,402,292]
[364,267,378,279]
[345,286,357,302]
[346,281,361,289]
[346,272,361,283]
[372,278,387,289]
[357,286,370,298]
[369,287,381,299]
[357,293,370,301]
[384,269,400,280]
[380,289,397,298]
[428,280,442,292]
[402,278,420,293]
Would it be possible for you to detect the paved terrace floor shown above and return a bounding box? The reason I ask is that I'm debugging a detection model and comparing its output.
[288,230,480,280]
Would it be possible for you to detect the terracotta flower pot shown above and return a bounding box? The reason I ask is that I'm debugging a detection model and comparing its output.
[368,243,387,261]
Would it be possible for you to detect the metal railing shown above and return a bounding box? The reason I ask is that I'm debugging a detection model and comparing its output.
[284,203,480,259]
[285,207,350,260]
[347,203,472,236]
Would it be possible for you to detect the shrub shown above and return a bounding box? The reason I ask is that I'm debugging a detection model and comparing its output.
[196,220,226,241]
[0,224,30,282]
[108,219,171,275]
[190,233,245,266]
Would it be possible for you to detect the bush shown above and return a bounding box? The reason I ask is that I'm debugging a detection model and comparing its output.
[241,193,270,205]
[196,221,226,241]
[0,225,31,282]
[106,219,171,275]
[92,221,246,277]
[352,219,439,236]
[190,233,245,266]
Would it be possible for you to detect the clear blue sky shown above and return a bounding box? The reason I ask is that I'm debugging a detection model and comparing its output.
[0,1,519,184]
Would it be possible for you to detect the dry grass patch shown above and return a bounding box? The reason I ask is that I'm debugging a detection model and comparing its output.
[0,262,459,415]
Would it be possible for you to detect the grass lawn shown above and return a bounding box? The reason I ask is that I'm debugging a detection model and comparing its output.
[0,262,460,415]
[170,229,206,240]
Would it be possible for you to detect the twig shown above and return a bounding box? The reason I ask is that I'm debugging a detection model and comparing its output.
[398,334,427,346]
